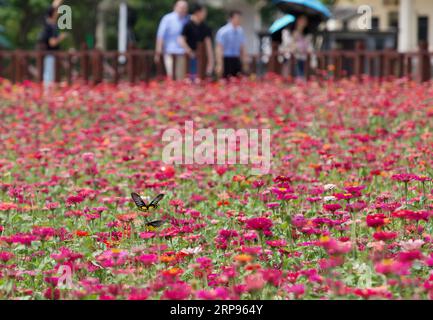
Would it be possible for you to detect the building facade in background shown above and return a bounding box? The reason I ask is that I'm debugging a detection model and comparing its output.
[329,0,433,51]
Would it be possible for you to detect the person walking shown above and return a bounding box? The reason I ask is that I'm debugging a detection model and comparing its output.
[155,0,189,80]
[179,3,214,81]
[215,10,247,78]
[39,0,67,87]
[289,15,313,79]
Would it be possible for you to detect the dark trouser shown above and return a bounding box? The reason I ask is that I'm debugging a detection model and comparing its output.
[296,59,306,78]
[189,57,198,81]
[224,57,242,78]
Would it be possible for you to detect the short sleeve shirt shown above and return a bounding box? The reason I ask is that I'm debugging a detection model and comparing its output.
[40,23,60,51]
[181,21,212,51]
[156,12,189,54]
[215,23,245,58]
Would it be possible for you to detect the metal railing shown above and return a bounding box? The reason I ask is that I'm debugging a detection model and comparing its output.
[268,41,432,82]
[0,42,432,84]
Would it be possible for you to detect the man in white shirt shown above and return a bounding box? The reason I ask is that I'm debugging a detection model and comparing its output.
[155,1,189,80]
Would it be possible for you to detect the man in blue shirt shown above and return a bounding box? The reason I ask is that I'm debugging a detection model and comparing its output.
[155,1,189,80]
[215,10,247,78]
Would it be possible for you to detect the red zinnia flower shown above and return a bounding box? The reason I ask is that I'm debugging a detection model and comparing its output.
[373,231,398,241]
[75,230,89,237]
[323,203,342,212]
[392,210,429,222]
[366,214,389,228]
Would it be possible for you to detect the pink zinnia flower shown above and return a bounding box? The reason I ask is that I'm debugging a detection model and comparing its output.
[391,173,417,183]
[266,202,280,209]
[32,226,55,240]
[0,251,14,263]
[246,217,273,231]
[45,202,60,210]
[292,214,307,228]
[138,254,158,266]
[82,152,95,162]
[128,288,150,300]
[163,282,191,300]
[286,284,305,298]
[44,287,60,300]
[266,239,287,247]
[323,203,342,212]
[196,287,229,300]
[375,259,411,276]
[245,273,266,292]
[66,195,84,206]
[10,234,37,246]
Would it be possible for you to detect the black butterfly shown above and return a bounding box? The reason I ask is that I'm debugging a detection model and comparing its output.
[145,220,165,231]
[131,193,166,231]
[131,193,165,212]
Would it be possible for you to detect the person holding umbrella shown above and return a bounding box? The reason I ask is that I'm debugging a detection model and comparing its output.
[269,15,295,77]
[289,15,313,78]
[272,0,331,24]
[272,0,331,78]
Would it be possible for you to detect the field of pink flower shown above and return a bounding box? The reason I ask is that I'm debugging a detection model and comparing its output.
[0,77,433,300]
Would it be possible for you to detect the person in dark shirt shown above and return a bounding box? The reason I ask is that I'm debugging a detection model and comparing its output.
[39,1,67,86]
[179,3,215,80]
[41,21,61,51]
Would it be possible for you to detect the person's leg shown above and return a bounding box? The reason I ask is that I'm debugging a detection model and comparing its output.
[43,55,55,87]
[234,58,242,77]
[296,60,305,78]
[175,55,187,80]
[163,54,174,79]
[224,57,234,78]
[223,57,229,78]
[282,58,289,78]
[189,57,198,81]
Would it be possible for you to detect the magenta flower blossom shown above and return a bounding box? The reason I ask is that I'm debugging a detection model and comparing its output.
[66,195,85,206]
[391,173,418,183]
[163,282,191,300]
[138,254,158,266]
[0,251,14,263]
[245,217,273,231]
[1,76,432,300]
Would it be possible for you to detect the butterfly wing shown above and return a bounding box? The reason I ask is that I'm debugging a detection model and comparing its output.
[146,220,165,231]
[147,220,164,228]
[148,194,165,210]
[131,193,148,211]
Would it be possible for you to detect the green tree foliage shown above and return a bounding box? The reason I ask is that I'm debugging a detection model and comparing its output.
[0,0,99,49]
[0,0,51,49]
